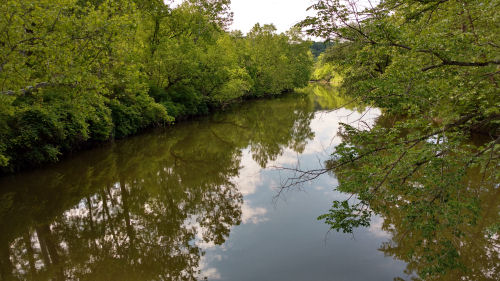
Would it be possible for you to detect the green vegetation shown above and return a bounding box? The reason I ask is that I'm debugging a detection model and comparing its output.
[299,0,499,279]
[0,0,313,173]
[310,41,332,58]
[310,53,338,82]
[0,92,317,280]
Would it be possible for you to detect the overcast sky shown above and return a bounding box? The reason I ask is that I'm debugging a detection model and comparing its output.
[230,0,317,34]
[170,0,317,35]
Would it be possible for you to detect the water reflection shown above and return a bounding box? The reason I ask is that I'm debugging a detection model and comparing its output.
[376,168,500,281]
[0,93,318,281]
[1,84,495,281]
[327,108,500,280]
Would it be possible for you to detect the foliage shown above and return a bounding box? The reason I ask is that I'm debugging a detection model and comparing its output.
[5,89,117,170]
[0,0,313,173]
[296,83,364,111]
[299,0,499,279]
[244,24,313,96]
[310,41,332,58]
[311,54,337,82]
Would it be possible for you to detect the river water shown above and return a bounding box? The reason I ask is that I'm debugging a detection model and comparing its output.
[1,84,495,280]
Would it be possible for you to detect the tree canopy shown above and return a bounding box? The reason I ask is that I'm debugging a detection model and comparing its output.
[0,0,313,173]
[298,0,499,279]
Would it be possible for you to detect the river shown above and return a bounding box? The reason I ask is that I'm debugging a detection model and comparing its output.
[0,84,496,280]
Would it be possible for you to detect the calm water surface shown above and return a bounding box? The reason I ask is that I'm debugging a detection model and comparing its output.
[0,85,467,280]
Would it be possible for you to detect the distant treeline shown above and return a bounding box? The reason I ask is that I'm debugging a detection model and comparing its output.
[310,41,333,58]
[0,0,313,173]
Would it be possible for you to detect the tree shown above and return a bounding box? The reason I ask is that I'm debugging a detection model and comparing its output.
[297,0,499,279]
[0,0,169,170]
[244,24,313,96]
[0,0,314,173]
[187,0,233,29]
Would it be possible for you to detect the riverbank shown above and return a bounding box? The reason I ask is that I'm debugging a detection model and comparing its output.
[0,88,306,176]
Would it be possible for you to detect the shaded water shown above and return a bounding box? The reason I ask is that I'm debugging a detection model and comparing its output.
[0,85,496,280]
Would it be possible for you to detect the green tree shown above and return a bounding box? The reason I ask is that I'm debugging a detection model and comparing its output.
[187,0,233,29]
[0,0,169,170]
[298,0,499,279]
[244,24,312,96]
[0,0,313,173]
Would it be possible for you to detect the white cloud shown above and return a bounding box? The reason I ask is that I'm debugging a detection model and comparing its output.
[241,203,268,224]
[234,149,263,196]
[267,108,381,169]
[368,216,391,239]
[197,255,222,280]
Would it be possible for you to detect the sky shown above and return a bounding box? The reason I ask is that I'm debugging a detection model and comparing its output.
[170,0,318,35]
[230,0,317,34]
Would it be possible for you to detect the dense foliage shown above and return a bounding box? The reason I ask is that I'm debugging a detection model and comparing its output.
[299,0,499,279]
[310,53,338,82]
[0,0,313,173]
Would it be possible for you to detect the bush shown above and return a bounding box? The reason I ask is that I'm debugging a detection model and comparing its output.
[1,90,116,171]
[149,85,208,118]
[108,92,171,138]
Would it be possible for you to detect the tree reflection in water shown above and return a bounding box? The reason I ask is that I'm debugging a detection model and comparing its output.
[2,85,492,281]
[324,113,500,280]
[377,167,500,281]
[0,93,317,281]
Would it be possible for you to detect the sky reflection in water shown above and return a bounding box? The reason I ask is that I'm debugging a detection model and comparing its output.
[0,85,412,281]
[196,106,408,281]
